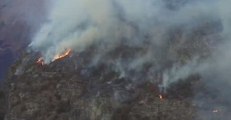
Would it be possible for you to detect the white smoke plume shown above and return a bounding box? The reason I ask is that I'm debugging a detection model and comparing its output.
[29,0,217,62]
[28,0,231,119]
[29,0,231,85]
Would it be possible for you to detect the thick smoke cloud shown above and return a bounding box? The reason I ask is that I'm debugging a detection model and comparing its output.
[29,0,231,119]
[29,0,218,63]
[28,0,230,87]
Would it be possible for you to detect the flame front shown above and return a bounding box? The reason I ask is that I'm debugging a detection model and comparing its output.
[52,49,72,61]
[36,49,72,65]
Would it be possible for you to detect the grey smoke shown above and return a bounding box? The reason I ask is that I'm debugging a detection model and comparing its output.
[29,0,231,119]
[29,0,219,63]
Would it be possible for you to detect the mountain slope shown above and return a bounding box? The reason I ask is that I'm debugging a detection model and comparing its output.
[5,52,197,120]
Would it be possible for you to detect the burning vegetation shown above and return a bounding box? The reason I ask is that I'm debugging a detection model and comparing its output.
[36,49,72,65]
[159,94,164,100]
[52,49,72,62]
[4,0,231,120]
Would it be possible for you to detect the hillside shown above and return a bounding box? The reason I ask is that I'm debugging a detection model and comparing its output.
[2,0,231,120]
[5,52,197,120]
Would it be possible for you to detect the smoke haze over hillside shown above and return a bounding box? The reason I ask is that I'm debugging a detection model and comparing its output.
[29,0,220,62]
[28,0,231,119]
[29,0,231,84]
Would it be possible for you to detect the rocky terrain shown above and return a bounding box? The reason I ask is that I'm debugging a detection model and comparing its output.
[1,0,230,120]
[3,18,226,120]
[3,27,221,119]
[5,52,197,120]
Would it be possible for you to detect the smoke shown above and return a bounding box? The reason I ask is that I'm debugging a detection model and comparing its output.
[28,0,221,81]
[29,0,217,62]
[29,0,231,119]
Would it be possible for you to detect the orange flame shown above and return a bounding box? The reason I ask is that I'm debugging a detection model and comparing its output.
[36,57,45,65]
[52,49,72,61]
[36,49,72,65]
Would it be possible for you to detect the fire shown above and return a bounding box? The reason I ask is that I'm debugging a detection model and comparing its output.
[52,49,72,61]
[159,95,163,100]
[36,57,45,65]
[36,49,72,65]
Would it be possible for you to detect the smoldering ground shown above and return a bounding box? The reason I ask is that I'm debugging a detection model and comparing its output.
[28,0,231,119]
